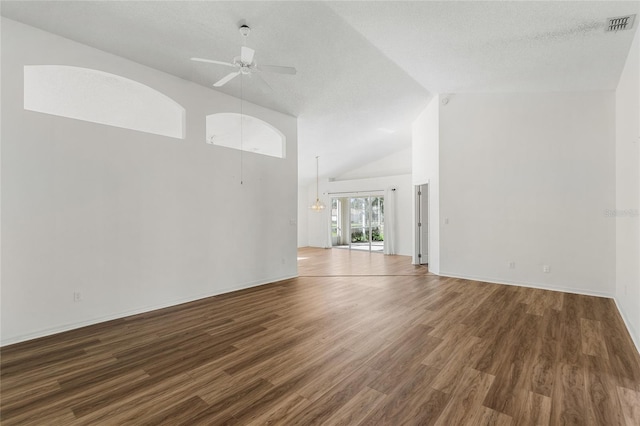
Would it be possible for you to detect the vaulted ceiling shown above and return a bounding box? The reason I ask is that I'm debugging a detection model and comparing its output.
[2,1,638,185]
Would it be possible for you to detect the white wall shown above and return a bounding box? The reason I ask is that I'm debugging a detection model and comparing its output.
[412,95,440,273]
[438,91,616,296]
[1,19,298,345]
[615,25,640,349]
[305,180,330,248]
[297,185,309,247]
[304,174,414,256]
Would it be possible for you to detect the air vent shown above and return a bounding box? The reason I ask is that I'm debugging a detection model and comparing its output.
[606,14,636,32]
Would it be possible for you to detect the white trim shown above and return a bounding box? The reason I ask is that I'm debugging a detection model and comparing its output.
[613,296,640,355]
[437,270,639,356]
[6,270,638,358]
[413,184,420,265]
[325,190,384,198]
[438,270,613,298]
[0,274,297,347]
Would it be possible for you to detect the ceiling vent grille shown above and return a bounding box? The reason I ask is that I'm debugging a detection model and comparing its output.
[606,14,636,32]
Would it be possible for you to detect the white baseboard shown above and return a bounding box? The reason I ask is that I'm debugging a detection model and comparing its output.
[6,271,638,358]
[0,273,297,347]
[613,296,640,354]
[437,270,639,355]
[438,270,614,298]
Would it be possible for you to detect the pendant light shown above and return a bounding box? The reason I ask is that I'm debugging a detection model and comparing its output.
[310,156,325,211]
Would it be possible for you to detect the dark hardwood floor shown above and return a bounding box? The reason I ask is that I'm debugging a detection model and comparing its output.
[1,247,639,425]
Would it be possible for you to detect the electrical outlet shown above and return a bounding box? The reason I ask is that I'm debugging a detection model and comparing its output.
[508,261,516,269]
[73,292,82,302]
[543,265,550,273]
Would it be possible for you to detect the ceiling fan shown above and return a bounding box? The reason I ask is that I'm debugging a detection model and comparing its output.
[191,25,296,88]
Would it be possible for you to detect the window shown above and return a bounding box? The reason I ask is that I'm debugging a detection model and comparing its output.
[205,113,285,158]
[24,65,185,139]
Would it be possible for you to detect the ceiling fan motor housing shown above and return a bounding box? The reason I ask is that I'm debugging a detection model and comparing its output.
[190,22,295,87]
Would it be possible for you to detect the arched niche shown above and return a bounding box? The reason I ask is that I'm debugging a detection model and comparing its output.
[24,65,185,139]
[205,112,285,158]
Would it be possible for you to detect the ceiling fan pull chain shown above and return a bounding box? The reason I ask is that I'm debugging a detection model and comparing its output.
[240,73,244,185]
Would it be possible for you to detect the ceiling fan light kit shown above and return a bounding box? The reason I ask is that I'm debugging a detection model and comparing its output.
[190,24,296,88]
[239,24,251,37]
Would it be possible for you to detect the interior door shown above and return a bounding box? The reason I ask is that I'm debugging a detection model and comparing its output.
[418,184,429,265]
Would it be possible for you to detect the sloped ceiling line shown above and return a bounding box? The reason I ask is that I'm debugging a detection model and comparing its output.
[2,1,638,184]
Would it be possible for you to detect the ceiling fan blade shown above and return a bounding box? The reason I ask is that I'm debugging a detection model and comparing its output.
[241,46,255,64]
[213,71,241,87]
[190,57,235,68]
[257,64,297,75]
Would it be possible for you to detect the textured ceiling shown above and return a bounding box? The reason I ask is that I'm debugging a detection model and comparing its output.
[327,1,639,94]
[2,1,638,185]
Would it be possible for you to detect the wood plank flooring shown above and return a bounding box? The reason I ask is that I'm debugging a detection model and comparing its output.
[1,247,639,425]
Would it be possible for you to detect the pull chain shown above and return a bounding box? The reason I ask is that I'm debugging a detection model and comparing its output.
[240,72,243,185]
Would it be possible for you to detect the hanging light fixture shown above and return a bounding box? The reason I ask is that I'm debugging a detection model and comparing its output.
[310,156,325,212]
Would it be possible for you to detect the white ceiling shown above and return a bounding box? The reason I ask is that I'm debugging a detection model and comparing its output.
[2,1,638,185]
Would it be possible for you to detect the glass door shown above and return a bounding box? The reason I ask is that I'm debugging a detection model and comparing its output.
[370,196,384,252]
[330,195,384,252]
[350,197,371,251]
[330,198,342,247]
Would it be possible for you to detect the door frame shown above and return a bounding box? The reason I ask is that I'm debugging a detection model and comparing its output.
[330,193,384,253]
[414,183,429,265]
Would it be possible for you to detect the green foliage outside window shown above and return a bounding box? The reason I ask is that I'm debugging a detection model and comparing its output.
[351,227,384,243]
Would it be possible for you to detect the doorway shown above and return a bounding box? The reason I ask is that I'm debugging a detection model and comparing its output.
[331,195,384,252]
